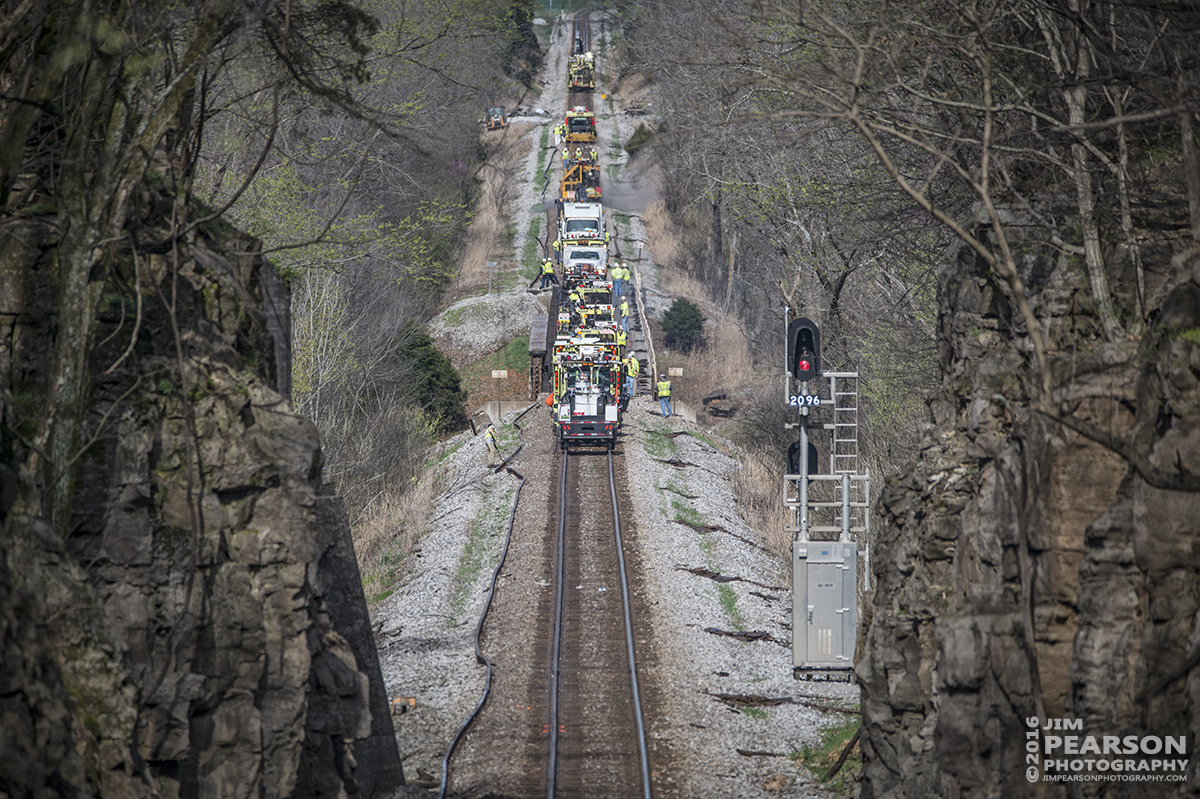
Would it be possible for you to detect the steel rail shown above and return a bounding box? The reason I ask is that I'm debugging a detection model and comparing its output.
[546,451,569,798]
[607,449,653,799]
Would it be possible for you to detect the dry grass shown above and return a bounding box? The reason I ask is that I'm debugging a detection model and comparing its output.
[640,198,791,560]
[640,201,685,272]
[732,452,790,560]
[353,125,540,604]
[452,123,536,296]
[354,468,441,597]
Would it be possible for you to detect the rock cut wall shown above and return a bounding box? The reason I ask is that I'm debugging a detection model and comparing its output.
[856,210,1200,798]
[0,208,403,797]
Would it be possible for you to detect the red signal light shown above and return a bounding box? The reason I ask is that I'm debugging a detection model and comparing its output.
[798,359,811,373]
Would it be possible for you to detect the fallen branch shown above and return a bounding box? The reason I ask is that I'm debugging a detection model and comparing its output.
[706,690,861,716]
[824,724,862,781]
[672,520,771,553]
[674,564,785,591]
[703,627,788,646]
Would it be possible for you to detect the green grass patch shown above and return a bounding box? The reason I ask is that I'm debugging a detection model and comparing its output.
[424,439,466,471]
[461,336,532,390]
[451,484,515,620]
[671,498,702,526]
[639,420,676,458]
[717,584,744,630]
[535,126,554,191]
[740,707,769,720]
[1180,327,1200,345]
[793,718,861,795]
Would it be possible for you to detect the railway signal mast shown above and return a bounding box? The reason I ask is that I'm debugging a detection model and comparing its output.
[784,312,870,681]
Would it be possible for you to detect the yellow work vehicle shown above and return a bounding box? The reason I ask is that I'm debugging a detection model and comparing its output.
[560,160,601,201]
[564,107,596,142]
[569,53,595,89]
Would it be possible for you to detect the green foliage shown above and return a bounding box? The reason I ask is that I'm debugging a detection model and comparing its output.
[793,718,861,794]
[397,326,468,433]
[661,298,706,352]
[625,123,656,155]
[1179,328,1200,345]
[211,156,467,286]
[503,0,544,87]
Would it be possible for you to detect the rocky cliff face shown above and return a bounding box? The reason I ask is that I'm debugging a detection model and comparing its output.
[857,208,1200,798]
[0,205,402,796]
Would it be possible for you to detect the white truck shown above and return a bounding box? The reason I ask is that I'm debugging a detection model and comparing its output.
[558,201,605,246]
[562,242,608,283]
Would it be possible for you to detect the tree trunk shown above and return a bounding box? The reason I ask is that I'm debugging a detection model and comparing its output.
[711,182,722,284]
[1181,107,1200,245]
[724,227,737,313]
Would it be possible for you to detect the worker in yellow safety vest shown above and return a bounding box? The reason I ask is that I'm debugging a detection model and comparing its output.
[656,375,672,418]
[615,328,627,349]
[619,297,630,334]
[625,355,639,396]
[611,262,627,298]
[540,259,558,289]
[484,423,499,466]
[552,238,562,263]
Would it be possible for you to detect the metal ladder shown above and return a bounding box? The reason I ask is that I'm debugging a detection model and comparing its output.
[827,373,859,476]
[826,372,867,537]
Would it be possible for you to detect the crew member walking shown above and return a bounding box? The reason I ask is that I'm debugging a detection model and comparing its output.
[625,355,639,396]
[484,423,499,466]
[656,374,672,418]
[619,296,630,334]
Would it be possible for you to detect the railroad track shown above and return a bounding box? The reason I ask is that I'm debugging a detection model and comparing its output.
[439,443,653,799]
[549,449,651,798]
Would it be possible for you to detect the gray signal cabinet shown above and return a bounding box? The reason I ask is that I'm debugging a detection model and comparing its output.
[793,541,857,673]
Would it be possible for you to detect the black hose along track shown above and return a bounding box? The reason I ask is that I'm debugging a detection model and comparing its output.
[436,403,536,799]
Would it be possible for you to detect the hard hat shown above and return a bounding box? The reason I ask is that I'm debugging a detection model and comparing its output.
[660,374,666,379]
